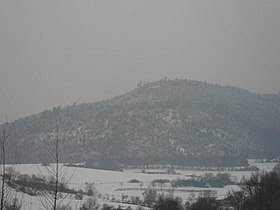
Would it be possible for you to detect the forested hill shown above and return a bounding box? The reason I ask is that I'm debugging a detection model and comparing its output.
[4,79,280,167]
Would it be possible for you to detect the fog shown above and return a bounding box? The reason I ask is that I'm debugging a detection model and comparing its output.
[1,0,280,123]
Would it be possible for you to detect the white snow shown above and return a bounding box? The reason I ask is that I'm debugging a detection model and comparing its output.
[5,160,277,209]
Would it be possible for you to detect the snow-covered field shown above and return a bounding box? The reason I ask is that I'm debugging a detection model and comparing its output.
[7,160,277,210]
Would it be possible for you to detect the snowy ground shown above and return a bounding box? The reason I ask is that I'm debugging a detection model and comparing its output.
[6,160,277,210]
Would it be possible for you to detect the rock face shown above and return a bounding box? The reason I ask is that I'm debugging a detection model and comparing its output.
[4,79,280,167]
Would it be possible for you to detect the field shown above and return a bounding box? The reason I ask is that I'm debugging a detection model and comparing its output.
[6,160,277,210]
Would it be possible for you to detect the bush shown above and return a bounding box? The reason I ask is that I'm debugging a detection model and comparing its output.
[273,162,280,176]
[4,198,22,210]
[153,196,184,210]
[100,204,113,210]
[128,179,141,183]
[143,187,157,207]
[151,179,170,184]
[80,198,99,210]
[189,197,216,210]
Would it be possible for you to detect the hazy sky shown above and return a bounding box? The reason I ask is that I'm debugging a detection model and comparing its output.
[1,0,280,123]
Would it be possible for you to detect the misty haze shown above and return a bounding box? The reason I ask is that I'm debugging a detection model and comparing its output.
[0,1,280,210]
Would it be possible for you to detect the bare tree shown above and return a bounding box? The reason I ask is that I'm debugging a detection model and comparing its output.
[53,124,59,210]
[37,122,74,210]
[0,116,22,210]
[0,117,8,210]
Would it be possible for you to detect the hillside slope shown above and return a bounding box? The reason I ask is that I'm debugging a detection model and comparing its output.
[4,79,280,167]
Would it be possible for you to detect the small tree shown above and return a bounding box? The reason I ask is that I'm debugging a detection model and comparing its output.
[143,187,157,207]
[189,196,216,210]
[153,195,183,210]
[187,192,196,205]
[84,183,96,196]
[227,190,244,210]
[189,191,216,210]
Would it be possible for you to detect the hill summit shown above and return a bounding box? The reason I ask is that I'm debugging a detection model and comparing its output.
[4,79,280,167]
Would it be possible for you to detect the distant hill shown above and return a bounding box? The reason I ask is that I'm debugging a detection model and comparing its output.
[3,79,280,167]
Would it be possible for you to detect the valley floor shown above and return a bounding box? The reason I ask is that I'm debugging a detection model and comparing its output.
[4,159,277,210]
